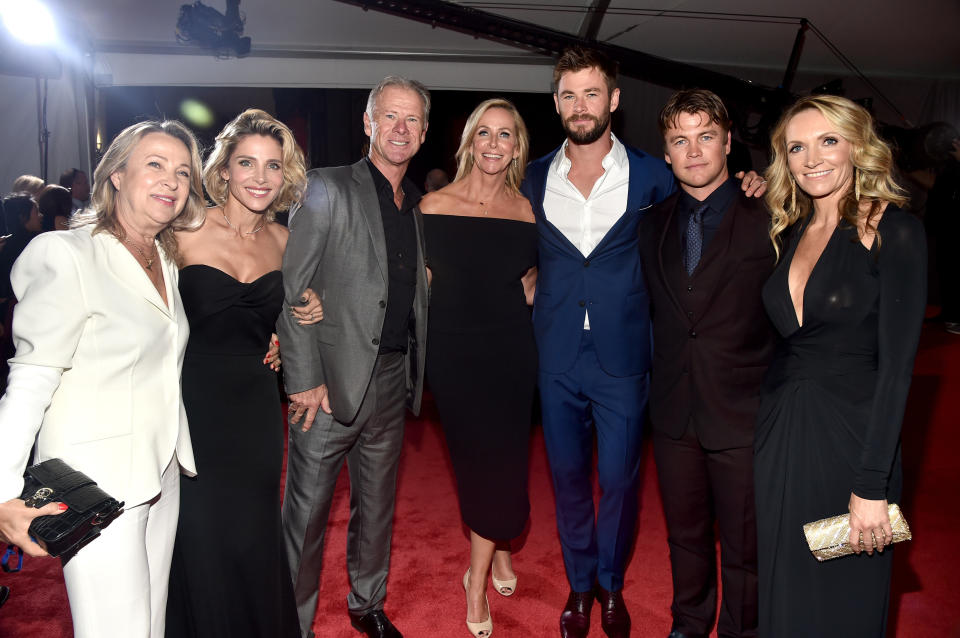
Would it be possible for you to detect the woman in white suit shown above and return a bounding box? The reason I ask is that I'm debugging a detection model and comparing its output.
[0,119,206,638]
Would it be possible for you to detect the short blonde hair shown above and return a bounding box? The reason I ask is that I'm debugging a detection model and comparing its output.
[765,94,907,259]
[203,109,306,221]
[11,175,44,196]
[453,99,529,195]
[72,120,206,263]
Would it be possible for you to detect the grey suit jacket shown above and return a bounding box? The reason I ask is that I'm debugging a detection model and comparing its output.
[278,159,429,424]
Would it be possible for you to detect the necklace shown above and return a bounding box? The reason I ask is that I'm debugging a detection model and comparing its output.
[478,201,489,215]
[121,236,157,270]
[221,210,265,235]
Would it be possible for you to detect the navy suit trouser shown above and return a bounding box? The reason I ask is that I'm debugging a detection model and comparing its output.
[539,329,647,593]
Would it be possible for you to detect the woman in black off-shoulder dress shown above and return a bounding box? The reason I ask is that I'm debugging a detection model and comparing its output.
[420,98,537,638]
[166,110,320,638]
[755,95,926,637]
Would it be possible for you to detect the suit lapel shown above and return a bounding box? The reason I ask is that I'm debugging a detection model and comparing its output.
[351,160,388,283]
[100,233,173,319]
[656,197,692,326]
[538,209,584,257]
[532,150,584,259]
[694,199,736,277]
[692,199,743,312]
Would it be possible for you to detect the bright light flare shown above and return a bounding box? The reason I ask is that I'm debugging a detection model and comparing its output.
[0,0,57,45]
[180,99,215,129]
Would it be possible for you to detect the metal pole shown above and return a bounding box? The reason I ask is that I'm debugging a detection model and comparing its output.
[781,19,808,92]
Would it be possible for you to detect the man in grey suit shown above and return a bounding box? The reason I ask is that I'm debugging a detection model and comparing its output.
[278,76,430,638]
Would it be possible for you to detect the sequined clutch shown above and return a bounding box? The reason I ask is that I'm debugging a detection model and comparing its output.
[803,503,911,562]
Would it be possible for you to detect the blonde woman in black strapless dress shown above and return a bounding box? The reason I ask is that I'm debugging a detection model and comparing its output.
[167,109,322,638]
[419,98,538,638]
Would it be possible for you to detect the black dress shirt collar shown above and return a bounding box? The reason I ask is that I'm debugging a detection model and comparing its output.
[677,176,738,219]
[366,158,421,214]
[365,159,421,354]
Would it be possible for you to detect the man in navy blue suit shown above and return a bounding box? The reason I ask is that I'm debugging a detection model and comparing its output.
[521,47,674,638]
[522,49,765,638]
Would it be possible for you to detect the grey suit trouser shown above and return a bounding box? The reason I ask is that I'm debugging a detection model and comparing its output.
[281,352,406,638]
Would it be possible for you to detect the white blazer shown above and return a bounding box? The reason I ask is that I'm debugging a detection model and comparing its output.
[0,226,195,508]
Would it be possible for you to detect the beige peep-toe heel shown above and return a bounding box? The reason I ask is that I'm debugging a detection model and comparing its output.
[490,570,517,597]
[462,568,493,638]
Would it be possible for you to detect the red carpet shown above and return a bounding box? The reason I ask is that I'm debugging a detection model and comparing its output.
[1,323,958,637]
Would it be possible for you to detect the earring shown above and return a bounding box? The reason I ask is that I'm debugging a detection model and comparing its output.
[854,167,861,201]
[790,179,797,211]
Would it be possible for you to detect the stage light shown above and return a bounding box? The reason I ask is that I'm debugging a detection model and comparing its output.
[0,0,57,45]
[180,99,215,129]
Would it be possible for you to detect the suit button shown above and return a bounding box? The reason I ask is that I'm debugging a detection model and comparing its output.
[578,300,586,307]
[583,259,591,267]
[379,300,386,308]
[687,311,693,318]
[372,338,380,346]
[686,285,693,292]
[689,329,697,338]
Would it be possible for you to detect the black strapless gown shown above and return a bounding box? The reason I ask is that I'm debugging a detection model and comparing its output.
[424,214,538,541]
[166,265,299,638]
[754,208,926,637]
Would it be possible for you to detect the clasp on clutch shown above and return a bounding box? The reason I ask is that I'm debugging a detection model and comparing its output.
[24,487,54,508]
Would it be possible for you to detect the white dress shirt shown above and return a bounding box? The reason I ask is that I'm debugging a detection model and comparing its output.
[543,133,630,329]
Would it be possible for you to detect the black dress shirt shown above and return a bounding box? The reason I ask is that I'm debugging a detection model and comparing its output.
[675,177,738,262]
[366,159,420,354]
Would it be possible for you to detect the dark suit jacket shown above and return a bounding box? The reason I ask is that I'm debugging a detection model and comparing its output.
[639,189,776,449]
[521,143,674,377]
[278,160,429,424]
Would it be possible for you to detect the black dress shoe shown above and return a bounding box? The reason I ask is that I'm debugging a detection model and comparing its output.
[560,588,595,638]
[0,585,9,610]
[349,609,403,638]
[667,630,707,638]
[596,586,630,638]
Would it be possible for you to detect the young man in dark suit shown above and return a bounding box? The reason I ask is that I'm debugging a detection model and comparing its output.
[638,89,776,638]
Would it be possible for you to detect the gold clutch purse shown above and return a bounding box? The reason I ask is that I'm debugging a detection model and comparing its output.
[802,503,912,562]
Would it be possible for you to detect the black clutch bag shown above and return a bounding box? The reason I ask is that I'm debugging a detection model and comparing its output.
[18,458,124,558]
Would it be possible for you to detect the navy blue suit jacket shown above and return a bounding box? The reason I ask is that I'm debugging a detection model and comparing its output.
[521,143,675,377]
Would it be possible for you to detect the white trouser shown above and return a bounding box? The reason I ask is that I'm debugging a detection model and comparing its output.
[62,455,180,638]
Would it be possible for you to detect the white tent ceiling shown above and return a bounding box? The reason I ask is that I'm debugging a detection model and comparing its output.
[77,0,958,89]
[4,0,958,190]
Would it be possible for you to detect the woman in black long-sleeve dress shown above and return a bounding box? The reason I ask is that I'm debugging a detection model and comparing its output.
[755,94,926,636]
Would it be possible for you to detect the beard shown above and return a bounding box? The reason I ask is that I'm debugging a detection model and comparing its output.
[563,112,610,145]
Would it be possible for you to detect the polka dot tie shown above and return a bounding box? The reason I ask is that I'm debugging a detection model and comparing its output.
[684,204,708,276]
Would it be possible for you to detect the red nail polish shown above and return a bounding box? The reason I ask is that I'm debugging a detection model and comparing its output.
[274,339,279,345]
[58,503,68,511]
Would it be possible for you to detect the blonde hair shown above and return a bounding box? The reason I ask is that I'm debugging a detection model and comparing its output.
[72,120,206,263]
[765,94,907,259]
[202,109,306,221]
[11,175,44,196]
[453,99,530,195]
